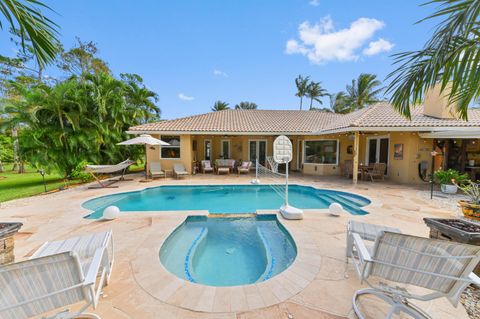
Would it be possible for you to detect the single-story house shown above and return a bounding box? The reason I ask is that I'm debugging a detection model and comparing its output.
[128,91,480,184]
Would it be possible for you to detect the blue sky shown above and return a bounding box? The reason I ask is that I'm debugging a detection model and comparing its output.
[6,1,436,119]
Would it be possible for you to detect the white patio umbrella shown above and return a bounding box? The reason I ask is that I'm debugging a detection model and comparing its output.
[117,134,169,181]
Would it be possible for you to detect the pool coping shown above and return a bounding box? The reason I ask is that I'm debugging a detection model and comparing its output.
[130,210,322,313]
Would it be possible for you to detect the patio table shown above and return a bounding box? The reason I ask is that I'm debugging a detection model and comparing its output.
[216,167,230,175]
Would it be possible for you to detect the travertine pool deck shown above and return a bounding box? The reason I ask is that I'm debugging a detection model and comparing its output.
[0,174,471,319]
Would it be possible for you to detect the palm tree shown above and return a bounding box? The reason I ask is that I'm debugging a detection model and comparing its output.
[306,81,328,110]
[211,100,229,111]
[295,75,310,110]
[329,92,350,114]
[346,74,383,111]
[386,0,480,120]
[0,0,60,67]
[235,102,257,110]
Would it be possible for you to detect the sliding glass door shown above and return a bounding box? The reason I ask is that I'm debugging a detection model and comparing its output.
[249,140,267,166]
[366,136,389,174]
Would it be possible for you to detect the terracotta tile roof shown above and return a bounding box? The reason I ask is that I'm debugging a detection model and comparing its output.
[130,109,344,134]
[321,102,480,132]
[129,104,480,135]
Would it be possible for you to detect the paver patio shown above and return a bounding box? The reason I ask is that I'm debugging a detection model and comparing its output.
[0,174,471,319]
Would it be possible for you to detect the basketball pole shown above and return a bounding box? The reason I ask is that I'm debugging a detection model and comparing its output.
[274,135,303,220]
[284,156,289,207]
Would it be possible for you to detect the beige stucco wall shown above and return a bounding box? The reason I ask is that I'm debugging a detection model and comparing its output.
[299,132,434,184]
[146,134,193,173]
[145,131,435,184]
[298,134,351,176]
[359,132,433,184]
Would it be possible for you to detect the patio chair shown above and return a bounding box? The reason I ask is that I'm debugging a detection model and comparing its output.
[150,161,165,179]
[237,161,252,174]
[365,162,386,182]
[346,220,401,260]
[350,231,480,319]
[173,163,189,179]
[201,160,214,174]
[343,160,361,179]
[85,159,135,189]
[0,231,114,319]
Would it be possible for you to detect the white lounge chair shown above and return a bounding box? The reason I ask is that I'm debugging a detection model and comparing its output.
[149,161,165,179]
[85,159,134,189]
[237,161,252,174]
[0,231,114,319]
[349,230,480,319]
[173,163,189,179]
[201,160,214,174]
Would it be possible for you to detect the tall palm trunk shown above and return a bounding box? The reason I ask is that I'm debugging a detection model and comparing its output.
[300,97,303,110]
[309,98,313,109]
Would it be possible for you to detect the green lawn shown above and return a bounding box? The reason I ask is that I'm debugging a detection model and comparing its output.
[0,163,145,203]
[0,164,80,202]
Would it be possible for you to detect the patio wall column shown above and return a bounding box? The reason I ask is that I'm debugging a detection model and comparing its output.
[352,131,360,185]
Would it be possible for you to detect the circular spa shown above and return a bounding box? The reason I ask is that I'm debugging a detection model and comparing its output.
[159,215,297,287]
[83,184,370,218]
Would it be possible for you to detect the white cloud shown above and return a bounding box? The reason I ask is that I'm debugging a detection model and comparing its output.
[363,38,394,56]
[178,93,194,101]
[309,0,320,6]
[285,16,390,64]
[213,69,228,77]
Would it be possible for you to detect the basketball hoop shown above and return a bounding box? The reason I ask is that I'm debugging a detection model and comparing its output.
[273,135,293,164]
[273,135,303,220]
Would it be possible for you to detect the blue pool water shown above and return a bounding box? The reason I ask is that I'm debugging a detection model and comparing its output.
[82,184,370,219]
[159,215,297,286]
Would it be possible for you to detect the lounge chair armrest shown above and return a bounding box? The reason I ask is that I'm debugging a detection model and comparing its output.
[470,272,480,287]
[85,247,107,286]
[352,233,372,262]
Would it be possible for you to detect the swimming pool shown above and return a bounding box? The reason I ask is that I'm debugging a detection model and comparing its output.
[159,215,297,286]
[82,184,370,218]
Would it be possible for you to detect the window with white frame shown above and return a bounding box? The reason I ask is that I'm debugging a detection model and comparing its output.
[161,136,181,159]
[304,140,338,164]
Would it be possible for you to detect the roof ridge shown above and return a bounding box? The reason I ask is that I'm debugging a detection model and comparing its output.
[350,103,382,127]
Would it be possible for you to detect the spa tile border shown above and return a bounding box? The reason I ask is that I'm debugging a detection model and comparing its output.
[131,211,321,312]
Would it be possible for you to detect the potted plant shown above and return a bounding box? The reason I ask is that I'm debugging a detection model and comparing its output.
[454,180,480,220]
[434,169,468,194]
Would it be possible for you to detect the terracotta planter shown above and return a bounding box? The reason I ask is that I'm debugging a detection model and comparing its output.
[441,184,458,194]
[459,200,480,221]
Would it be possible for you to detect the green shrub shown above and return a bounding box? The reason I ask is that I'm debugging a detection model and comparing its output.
[434,169,469,185]
[0,134,13,162]
[70,160,94,182]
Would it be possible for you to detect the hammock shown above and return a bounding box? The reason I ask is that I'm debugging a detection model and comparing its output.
[85,159,135,189]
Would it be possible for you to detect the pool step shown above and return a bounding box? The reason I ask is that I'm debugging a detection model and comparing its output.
[208,213,257,218]
[321,193,366,215]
